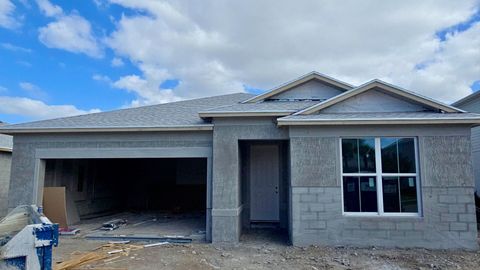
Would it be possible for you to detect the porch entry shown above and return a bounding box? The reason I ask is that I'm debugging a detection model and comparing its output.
[250,144,280,221]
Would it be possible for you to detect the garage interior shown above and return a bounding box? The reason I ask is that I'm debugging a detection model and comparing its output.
[42,158,208,241]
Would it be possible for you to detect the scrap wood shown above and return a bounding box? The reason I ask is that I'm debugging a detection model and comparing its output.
[144,242,169,248]
[54,251,108,270]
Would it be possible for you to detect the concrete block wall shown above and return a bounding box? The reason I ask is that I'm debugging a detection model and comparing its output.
[212,118,288,243]
[0,151,12,217]
[289,125,478,249]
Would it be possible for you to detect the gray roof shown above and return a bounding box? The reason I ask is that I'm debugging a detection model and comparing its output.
[278,112,480,125]
[0,93,253,133]
[200,100,319,113]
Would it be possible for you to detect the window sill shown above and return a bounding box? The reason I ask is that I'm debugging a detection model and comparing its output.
[343,213,422,220]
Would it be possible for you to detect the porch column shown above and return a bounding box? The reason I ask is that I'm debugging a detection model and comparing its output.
[211,126,242,243]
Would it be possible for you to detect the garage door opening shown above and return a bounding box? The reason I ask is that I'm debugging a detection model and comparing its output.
[42,158,207,242]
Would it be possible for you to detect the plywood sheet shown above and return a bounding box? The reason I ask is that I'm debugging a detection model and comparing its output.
[43,187,68,228]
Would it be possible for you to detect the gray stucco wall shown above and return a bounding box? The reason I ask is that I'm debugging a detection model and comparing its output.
[9,131,212,210]
[211,118,289,243]
[290,125,478,249]
[0,151,12,217]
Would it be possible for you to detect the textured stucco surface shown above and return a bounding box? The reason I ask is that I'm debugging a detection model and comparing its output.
[0,151,12,217]
[290,137,337,186]
[211,118,288,243]
[8,131,212,209]
[289,128,478,249]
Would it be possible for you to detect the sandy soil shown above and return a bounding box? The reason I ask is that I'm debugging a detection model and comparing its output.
[53,231,480,270]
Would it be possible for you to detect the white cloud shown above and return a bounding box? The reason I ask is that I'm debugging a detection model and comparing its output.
[0,0,19,29]
[0,86,7,93]
[112,64,182,106]
[111,57,124,67]
[1,42,31,53]
[38,13,103,58]
[106,0,480,104]
[0,96,101,120]
[92,73,112,83]
[35,0,62,17]
[19,82,48,100]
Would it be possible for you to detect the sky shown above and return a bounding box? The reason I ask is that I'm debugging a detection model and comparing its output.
[0,0,479,124]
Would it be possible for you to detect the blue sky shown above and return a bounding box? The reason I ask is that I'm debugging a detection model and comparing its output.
[0,0,479,124]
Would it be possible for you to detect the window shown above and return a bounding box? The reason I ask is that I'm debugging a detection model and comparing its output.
[341,137,420,216]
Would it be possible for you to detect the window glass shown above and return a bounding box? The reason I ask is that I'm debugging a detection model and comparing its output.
[360,176,377,212]
[343,176,360,212]
[342,139,358,173]
[398,138,416,173]
[382,177,400,212]
[359,139,376,173]
[381,138,398,173]
[400,177,418,212]
[342,137,419,215]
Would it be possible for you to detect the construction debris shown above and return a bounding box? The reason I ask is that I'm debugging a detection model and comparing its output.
[54,241,170,269]
[101,219,127,231]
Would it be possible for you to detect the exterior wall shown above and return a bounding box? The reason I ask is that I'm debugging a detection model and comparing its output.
[456,97,480,194]
[290,125,478,249]
[472,127,480,194]
[322,88,427,113]
[270,80,344,100]
[8,131,213,239]
[0,151,12,217]
[211,117,289,243]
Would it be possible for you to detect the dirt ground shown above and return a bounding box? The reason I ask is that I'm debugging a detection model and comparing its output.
[53,230,480,270]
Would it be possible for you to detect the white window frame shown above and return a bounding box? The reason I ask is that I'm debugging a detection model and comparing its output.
[339,137,421,217]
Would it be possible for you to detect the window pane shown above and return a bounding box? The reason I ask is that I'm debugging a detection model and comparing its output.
[400,177,418,212]
[398,138,416,173]
[360,177,378,212]
[343,176,360,212]
[382,177,400,212]
[359,138,376,173]
[381,138,398,173]
[342,139,358,173]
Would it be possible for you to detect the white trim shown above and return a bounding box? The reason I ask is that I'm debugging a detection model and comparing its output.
[198,111,294,118]
[295,80,463,115]
[277,118,480,126]
[340,137,421,217]
[241,71,354,103]
[0,147,12,152]
[0,125,214,134]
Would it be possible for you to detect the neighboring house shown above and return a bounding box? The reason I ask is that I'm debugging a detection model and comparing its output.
[453,92,480,195]
[0,122,13,218]
[0,72,479,249]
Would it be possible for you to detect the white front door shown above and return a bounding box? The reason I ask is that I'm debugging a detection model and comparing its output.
[250,144,280,221]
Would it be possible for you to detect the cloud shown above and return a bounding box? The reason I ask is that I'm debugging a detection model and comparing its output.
[38,13,103,58]
[112,64,182,106]
[106,0,480,104]
[35,0,102,58]
[35,0,63,17]
[19,82,48,100]
[92,73,112,83]
[1,42,32,53]
[0,0,19,29]
[0,96,101,120]
[0,86,7,93]
[111,57,124,67]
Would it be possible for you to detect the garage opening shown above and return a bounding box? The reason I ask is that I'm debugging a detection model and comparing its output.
[42,158,207,242]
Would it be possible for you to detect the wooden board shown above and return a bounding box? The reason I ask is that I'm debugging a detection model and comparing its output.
[43,187,69,228]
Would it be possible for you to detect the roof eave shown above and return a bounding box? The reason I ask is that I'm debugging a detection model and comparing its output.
[295,80,463,115]
[241,72,354,104]
[198,111,294,118]
[277,118,480,126]
[0,125,214,135]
